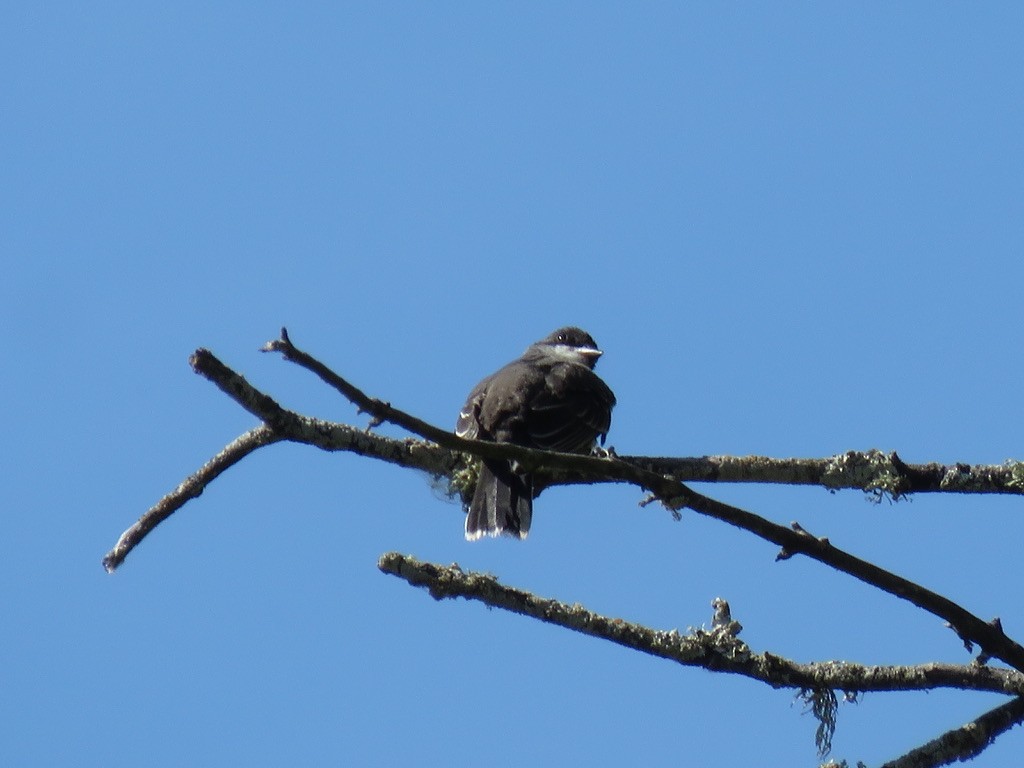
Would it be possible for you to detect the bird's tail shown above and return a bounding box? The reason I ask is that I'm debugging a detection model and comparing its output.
[465,461,533,541]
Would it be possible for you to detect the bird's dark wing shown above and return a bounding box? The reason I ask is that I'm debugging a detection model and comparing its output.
[469,360,546,442]
[526,364,616,453]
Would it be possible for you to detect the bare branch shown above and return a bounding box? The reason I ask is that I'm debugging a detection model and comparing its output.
[101,399,456,572]
[881,695,1024,768]
[686,502,1024,676]
[102,426,283,572]
[261,328,468,448]
[378,552,1024,697]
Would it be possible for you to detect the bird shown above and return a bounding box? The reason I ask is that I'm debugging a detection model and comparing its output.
[455,326,616,540]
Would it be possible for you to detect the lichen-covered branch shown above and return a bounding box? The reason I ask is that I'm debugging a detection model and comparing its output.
[632,451,1024,499]
[382,552,1024,764]
[378,552,1024,697]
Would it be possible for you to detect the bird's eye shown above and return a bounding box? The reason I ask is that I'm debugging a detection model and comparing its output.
[557,332,566,342]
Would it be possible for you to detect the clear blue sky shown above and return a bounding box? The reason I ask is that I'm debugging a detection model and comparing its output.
[5,4,1024,765]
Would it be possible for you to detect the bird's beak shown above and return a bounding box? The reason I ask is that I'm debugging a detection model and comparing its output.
[580,348,603,358]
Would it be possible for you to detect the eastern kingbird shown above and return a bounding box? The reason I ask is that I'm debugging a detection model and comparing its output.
[456,327,616,540]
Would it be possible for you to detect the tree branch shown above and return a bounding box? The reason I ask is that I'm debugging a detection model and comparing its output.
[381,552,1024,765]
[101,343,461,572]
[378,552,1023,697]
[632,451,1024,498]
[105,336,1024,681]
[103,335,1024,765]
[881,695,1024,768]
[101,330,1024,763]
[102,426,284,572]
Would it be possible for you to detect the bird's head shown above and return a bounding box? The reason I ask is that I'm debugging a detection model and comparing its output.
[535,326,603,370]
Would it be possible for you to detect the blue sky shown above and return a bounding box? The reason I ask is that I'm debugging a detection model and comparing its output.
[5,3,1024,765]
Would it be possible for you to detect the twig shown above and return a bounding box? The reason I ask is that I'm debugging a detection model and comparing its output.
[378,552,1024,696]
[259,331,626,472]
[102,426,283,572]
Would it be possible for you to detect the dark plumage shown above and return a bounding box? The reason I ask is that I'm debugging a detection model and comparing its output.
[456,327,616,540]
